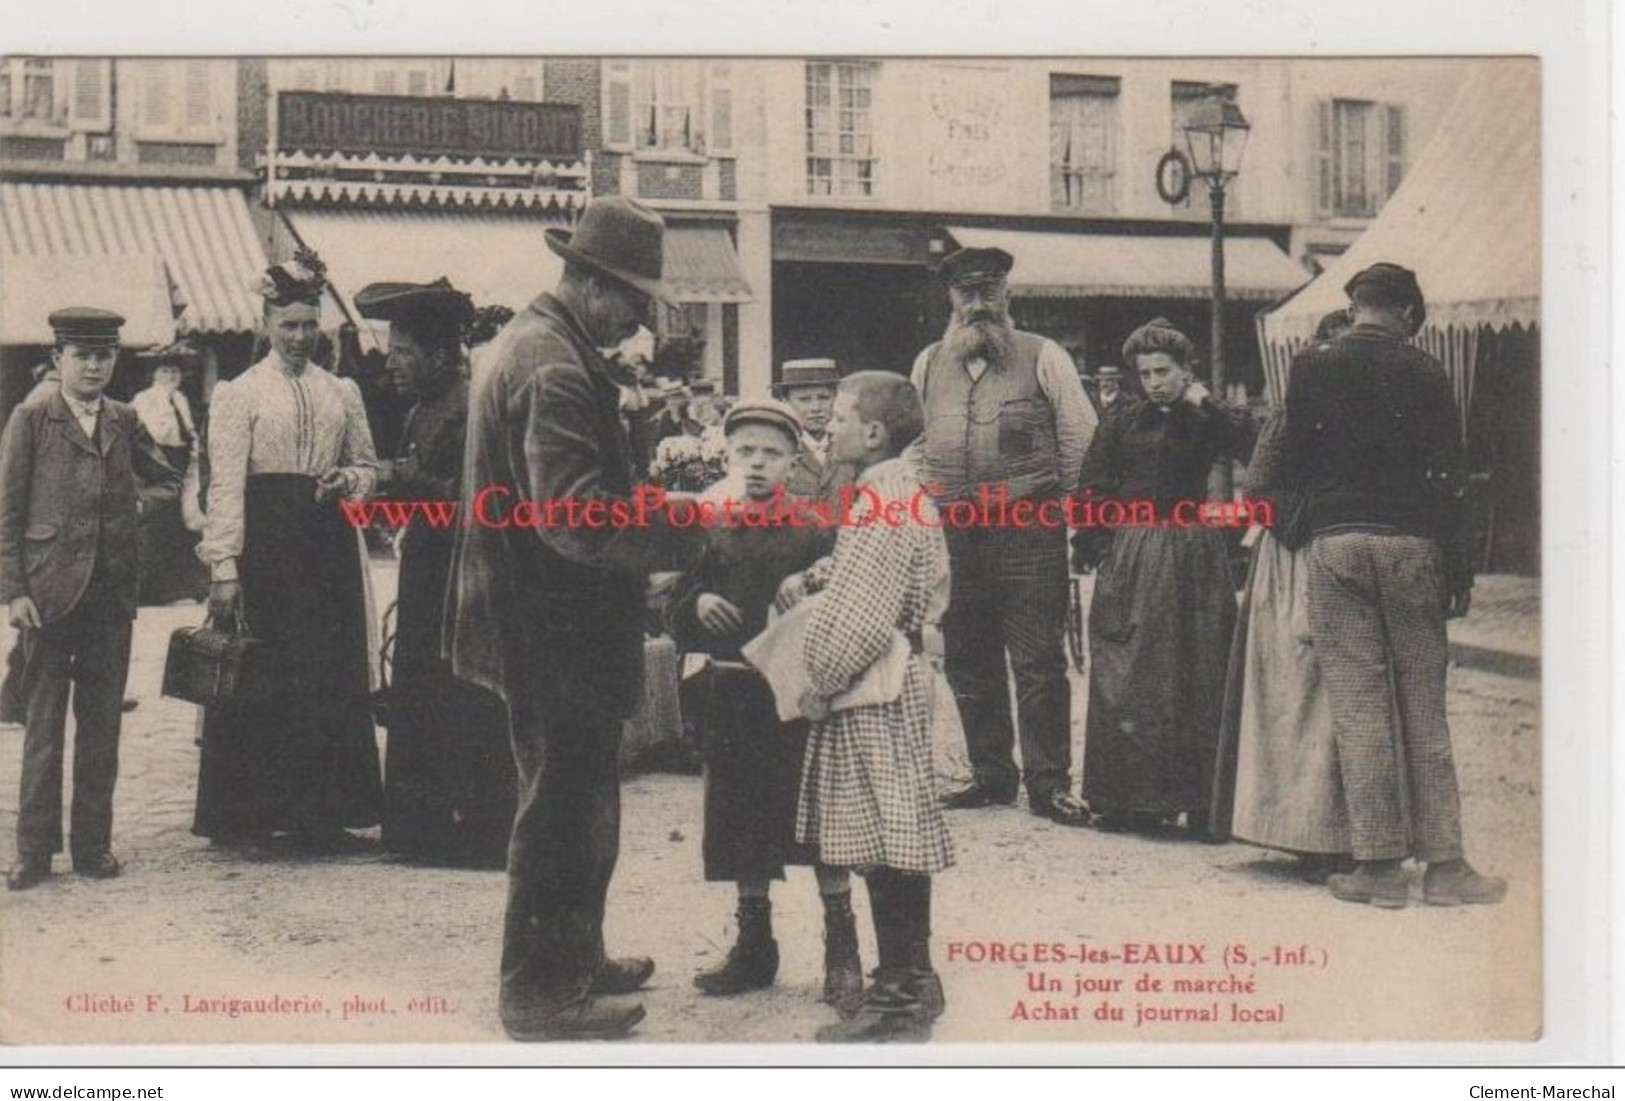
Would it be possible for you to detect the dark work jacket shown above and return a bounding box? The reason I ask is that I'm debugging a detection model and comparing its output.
[1077,393,1257,510]
[667,520,835,662]
[1283,323,1467,552]
[444,294,658,716]
[0,392,179,624]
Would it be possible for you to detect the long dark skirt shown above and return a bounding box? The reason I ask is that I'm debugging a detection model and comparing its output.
[381,524,516,867]
[701,666,815,882]
[193,474,383,838]
[1083,525,1235,819]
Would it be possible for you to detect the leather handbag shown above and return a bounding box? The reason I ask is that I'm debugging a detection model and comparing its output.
[161,610,276,709]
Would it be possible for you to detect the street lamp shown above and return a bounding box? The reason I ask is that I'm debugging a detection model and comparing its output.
[1181,85,1250,497]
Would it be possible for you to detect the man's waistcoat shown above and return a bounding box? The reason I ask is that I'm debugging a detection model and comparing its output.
[919,330,1059,502]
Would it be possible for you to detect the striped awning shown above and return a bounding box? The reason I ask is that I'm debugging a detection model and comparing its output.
[0,183,266,334]
[664,225,752,303]
[1,253,177,348]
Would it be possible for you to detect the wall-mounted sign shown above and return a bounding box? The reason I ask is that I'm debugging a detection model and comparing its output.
[278,92,582,161]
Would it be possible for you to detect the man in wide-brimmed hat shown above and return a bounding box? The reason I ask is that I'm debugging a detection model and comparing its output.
[911,246,1097,828]
[1283,261,1505,911]
[772,357,855,503]
[445,196,673,1041]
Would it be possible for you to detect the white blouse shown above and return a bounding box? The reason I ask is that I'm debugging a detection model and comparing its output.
[197,354,378,582]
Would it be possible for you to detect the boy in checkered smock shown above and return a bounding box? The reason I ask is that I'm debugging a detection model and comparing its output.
[777,371,954,1043]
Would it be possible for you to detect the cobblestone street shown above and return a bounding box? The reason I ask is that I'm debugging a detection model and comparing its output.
[0,567,1540,1048]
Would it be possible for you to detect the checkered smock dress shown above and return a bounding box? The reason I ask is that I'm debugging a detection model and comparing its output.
[796,457,954,874]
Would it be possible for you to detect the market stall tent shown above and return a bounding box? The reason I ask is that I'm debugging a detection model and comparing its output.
[1257,60,1540,574]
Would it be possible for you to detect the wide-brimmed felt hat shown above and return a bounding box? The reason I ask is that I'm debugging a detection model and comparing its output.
[355,278,476,332]
[545,196,673,306]
[774,357,842,395]
[49,307,124,348]
[937,246,1014,287]
[724,397,804,444]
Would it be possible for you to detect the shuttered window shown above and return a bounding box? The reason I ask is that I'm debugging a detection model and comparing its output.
[1316,98,1408,218]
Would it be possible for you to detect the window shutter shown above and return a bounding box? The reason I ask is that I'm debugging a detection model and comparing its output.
[604,60,633,149]
[142,61,173,130]
[709,63,732,152]
[1384,104,1406,201]
[68,59,110,131]
[373,68,398,95]
[1315,99,1332,215]
[183,61,213,134]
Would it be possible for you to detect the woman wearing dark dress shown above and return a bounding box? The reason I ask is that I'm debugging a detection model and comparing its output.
[1073,318,1256,836]
[194,253,383,844]
[356,279,515,868]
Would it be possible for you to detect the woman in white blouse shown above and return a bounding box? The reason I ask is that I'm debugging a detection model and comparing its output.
[192,253,383,846]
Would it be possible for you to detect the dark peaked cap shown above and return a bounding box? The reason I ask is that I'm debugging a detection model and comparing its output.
[49,307,124,347]
[937,246,1014,286]
[1344,262,1426,319]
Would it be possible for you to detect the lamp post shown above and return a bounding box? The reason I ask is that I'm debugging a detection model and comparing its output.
[1181,86,1251,497]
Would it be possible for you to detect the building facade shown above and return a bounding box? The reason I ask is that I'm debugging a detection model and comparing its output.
[0,57,265,414]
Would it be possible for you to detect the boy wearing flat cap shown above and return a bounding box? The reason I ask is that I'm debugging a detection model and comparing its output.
[1283,261,1505,910]
[666,398,860,1003]
[1,308,179,890]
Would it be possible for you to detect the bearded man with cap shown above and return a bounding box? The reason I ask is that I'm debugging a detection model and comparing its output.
[1,308,179,889]
[1282,261,1505,910]
[910,247,1097,827]
[774,358,856,503]
[444,196,673,1041]
[355,278,514,868]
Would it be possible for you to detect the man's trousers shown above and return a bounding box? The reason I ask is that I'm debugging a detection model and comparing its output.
[15,597,132,860]
[940,521,1072,801]
[497,682,624,1026]
[1305,531,1464,863]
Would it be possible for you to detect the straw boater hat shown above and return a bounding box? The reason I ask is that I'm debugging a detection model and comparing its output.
[545,196,673,306]
[773,357,842,397]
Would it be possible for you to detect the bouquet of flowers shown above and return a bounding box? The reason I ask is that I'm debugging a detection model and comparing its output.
[650,428,729,492]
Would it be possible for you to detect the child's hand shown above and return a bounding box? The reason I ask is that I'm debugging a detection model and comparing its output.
[696,593,744,636]
[774,572,809,613]
[8,596,40,630]
[798,688,831,722]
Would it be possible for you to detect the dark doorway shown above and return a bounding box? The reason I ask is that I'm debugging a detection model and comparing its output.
[772,262,936,379]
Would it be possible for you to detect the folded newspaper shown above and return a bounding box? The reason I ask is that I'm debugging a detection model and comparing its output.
[739,594,910,721]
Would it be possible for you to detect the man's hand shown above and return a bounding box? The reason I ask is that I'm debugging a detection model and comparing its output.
[798,687,831,723]
[1445,577,1473,620]
[208,580,243,624]
[314,469,350,503]
[7,596,41,630]
[774,572,811,614]
[695,593,745,636]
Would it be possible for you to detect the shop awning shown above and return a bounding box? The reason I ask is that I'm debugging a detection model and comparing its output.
[282,208,568,322]
[664,225,752,302]
[942,225,1309,301]
[1,253,177,348]
[0,183,266,334]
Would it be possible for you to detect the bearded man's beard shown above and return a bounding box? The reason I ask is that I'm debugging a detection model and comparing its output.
[941,310,1017,368]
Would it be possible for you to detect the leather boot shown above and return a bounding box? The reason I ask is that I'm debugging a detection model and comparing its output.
[816,970,933,1043]
[820,892,863,1004]
[694,897,778,996]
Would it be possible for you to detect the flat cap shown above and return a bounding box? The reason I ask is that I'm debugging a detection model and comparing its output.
[49,307,124,347]
[723,397,804,443]
[1345,262,1425,311]
[937,246,1014,286]
[775,357,842,393]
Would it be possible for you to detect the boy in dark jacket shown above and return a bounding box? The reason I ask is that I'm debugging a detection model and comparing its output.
[667,398,859,1003]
